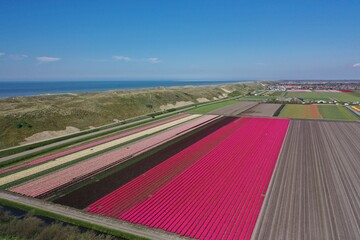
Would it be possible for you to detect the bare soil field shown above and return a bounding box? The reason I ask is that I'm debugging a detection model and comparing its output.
[252,120,360,240]
[240,103,282,117]
[209,101,258,115]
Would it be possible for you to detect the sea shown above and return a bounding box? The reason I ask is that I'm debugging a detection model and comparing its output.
[0,80,247,98]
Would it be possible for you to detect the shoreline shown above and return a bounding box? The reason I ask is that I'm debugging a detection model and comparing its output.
[0,81,261,149]
[0,80,252,99]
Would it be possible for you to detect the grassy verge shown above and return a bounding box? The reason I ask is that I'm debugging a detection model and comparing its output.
[0,94,243,163]
[0,109,181,159]
[0,198,148,240]
[1,117,198,189]
[0,112,183,169]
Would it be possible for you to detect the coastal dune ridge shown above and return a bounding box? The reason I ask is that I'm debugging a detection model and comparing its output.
[0,81,260,149]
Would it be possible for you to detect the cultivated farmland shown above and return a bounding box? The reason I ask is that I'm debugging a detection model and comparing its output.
[318,105,358,121]
[252,120,360,240]
[0,114,190,175]
[10,115,219,196]
[241,103,282,117]
[188,100,239,114]
[53,116,236,208]
[279,104,322,119]
[285,91,359,102]
[2,97,360,240]
[209,102,258,115]
[87,118,290,240]
[352,105,360,113]
[0,114,202,187]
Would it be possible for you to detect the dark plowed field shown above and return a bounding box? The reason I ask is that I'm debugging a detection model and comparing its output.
[53,116,236,209]
[209,102,258,115]
[252,120,360,240]
[241,103,282,117]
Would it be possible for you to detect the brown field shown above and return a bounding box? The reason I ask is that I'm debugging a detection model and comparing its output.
[252,120,360,240]
[240,103,282,117]
[209,101,258,115]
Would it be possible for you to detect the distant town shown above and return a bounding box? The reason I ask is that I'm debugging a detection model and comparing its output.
[257,80,360,105]
[264,80,360,91]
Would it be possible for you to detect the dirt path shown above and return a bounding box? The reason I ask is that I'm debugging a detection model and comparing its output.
[0,191,190,240]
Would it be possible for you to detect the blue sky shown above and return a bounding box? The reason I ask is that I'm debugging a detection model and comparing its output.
[0,0,359,80]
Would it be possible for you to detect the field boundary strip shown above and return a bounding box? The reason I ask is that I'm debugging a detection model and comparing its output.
[0,114,201,186]
[0,97,240,160]
[9,115,219,197]
[0,191,189,240]
[0,114,190,175]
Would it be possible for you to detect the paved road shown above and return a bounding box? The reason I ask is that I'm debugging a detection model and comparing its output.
[0,191,191,240]
[252,120,360,240]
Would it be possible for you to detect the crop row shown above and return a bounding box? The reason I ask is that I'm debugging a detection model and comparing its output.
[279,104,322,119]
[279,104,359,121]
[10,115,219,197]
[0,114,190,175]
[287,89,311,92]
[54,117,236,209]
[87,118,289,240]
[313,90,341,92]
[86,117,249,216]
[0,114,200,186]
[285,91,359,102]
[352,106,360,112]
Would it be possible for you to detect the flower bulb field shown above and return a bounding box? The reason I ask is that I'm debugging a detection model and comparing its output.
[87,118,290,240]
[0,102,360,240]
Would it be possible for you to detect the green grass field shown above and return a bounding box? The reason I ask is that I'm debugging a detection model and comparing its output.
[285,92,360,102]
[318,105,358,121]
[269,91,285,96]
[279,104,322,119]
[188,100,239,114]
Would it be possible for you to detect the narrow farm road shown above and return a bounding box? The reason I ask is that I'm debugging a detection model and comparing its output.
[0,191,190,240]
